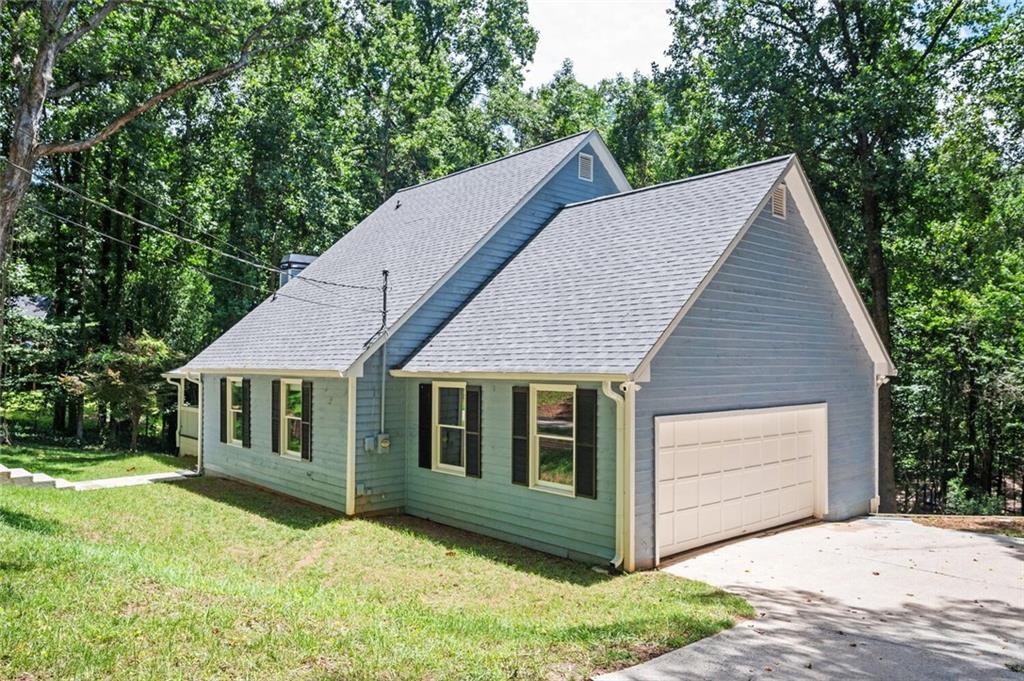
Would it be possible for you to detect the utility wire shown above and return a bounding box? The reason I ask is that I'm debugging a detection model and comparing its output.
[66,155,261,261]
[30,205,382,315]
[1,154,379,292]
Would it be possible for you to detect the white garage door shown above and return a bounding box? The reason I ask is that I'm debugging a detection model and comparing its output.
[655,404,828,562]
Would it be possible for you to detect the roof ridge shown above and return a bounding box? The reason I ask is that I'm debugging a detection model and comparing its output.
[394,129,594,194]
[561,154,795,210]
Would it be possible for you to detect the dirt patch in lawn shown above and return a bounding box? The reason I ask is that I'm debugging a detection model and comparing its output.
[912,515,1024,538]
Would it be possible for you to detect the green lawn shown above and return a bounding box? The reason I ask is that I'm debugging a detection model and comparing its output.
[0,453,751,680]
[0,443,193,481]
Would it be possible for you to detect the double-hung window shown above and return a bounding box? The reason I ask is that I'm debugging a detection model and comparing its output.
[281,379,304,457]
[227,378,244,446]
[530,385,575,494]
[433,382,466,474]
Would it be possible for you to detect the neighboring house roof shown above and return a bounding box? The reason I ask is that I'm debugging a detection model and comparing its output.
[182,130,622,374]
[11,295,50,320]
[399,155,896,378]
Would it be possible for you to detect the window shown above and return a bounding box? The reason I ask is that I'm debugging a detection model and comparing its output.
[227,378,244,445]
[433,382,466,474]
[530,385,575,493]
[578,152,594,181]
[182,381,199,408]
[281,379,303,457]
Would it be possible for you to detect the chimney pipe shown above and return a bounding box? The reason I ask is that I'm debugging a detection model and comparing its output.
[279,253,317,288]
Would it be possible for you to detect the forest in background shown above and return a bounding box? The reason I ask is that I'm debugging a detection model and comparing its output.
[1,0,1022,514]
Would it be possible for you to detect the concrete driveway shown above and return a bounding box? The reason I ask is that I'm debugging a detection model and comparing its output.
[600,517,1024,680]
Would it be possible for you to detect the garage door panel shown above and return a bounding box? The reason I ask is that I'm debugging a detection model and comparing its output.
[673,509,699,544]
[674,420,700,447]
[742,496,762,525]
[657,482,675,514]
[721,443,743,471]
[722,470,744,501]
[657,448,675,482]
[674,446,699,478]
[699,446,722,475]
[656,405,826,560]
[699,475,722,506]
[722,500,743,532]
[674,478,699,511]
[698,506,721,537]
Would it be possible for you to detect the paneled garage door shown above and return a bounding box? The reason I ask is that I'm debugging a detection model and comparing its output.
[654,404,828,562]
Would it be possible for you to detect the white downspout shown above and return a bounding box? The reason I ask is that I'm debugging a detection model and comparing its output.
[346,373,358,516]
[164,377,183,451]
[621,381,638,572]
[602,381,625,570]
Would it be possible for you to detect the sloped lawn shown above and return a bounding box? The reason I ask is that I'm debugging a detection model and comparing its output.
[0,460,751,680]
[0,443,192,481]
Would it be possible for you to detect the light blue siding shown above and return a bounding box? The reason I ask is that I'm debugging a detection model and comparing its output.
[354,143,622,513]
[632,196,876,569]
[398,378,619,563]
[201,374,349,511]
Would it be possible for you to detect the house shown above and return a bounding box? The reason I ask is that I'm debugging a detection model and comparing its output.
[166,130,895,571]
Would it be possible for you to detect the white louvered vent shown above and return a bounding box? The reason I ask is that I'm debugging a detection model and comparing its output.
[578,152,594,181]
[772,184,787,217]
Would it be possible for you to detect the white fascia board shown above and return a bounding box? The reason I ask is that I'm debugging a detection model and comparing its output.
[784,160,896,377]
[176,367,346,378]
[630,157,796,383]
[349,130,631,375]
[390,369,630,382]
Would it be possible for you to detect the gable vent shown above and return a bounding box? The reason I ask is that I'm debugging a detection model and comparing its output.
[771,184,787,218]
[578,152,594,182]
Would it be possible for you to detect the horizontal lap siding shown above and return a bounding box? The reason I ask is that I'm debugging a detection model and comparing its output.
[633,197,875,569]
[202,374,348,511]
[354,144,622,514]
[401,378,618,563]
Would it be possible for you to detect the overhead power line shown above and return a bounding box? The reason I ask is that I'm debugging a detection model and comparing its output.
[30,205,382,315]
[1,154,379,292]
[66,155,261,262]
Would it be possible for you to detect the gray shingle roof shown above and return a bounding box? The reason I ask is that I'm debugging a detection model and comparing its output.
[182,131,594,372]
[401,156,794,376]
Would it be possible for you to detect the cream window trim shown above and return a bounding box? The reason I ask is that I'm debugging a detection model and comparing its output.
[528,383,576,497]
[226,376,244,447]
[280,378,304,458]
[432,381,467,476]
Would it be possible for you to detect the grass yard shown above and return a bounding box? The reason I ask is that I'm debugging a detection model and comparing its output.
[0,453,752,680]
[0,443,193,481]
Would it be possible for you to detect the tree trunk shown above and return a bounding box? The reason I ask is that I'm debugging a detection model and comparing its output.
[130,409,140,451]
[862,180,897,512]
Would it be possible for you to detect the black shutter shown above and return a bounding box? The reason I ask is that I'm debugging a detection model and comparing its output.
[575,388,598,499]
[241,378,251,448]
[271,379,281,454]
[301,380,313,461]
[219,377,227,443]
[511,386,529,485]
[418,383,432,469]
[465,385,482,478]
